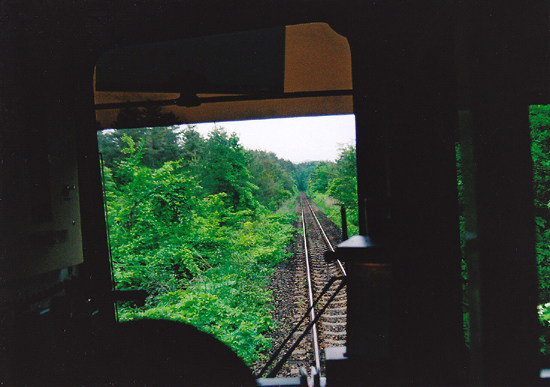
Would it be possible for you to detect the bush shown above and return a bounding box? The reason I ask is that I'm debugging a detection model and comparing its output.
[103,129,296,365]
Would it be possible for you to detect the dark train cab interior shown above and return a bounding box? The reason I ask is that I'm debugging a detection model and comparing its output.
[1,1,549,385]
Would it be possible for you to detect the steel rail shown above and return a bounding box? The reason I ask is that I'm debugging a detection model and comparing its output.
[301,197,322,375]
[257,194,347,380]
[258,276,346,378]
[304,197,347,277]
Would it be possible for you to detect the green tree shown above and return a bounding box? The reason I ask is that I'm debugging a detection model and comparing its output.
[179,125,206,173]
[102,130,296,365]
[530,105,550,305]
[529,105,550,354]
[98,106,183,173]
[201,127,259,211]
[294,161,318,192]
[531,105,550,208]
[305,145,358,235]
[247,150,295,210]
[106,135,203,294]
[327,145,357,209]
[309,161,337,193]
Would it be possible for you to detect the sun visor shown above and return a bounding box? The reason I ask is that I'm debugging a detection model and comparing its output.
[95,23,352,128]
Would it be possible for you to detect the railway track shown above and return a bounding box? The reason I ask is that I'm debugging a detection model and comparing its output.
[257,193,347,385]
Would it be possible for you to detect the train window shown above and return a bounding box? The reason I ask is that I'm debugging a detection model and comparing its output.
[96,116,356,369]
[94,23,355,369]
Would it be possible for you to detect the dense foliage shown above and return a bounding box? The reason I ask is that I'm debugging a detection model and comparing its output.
[530,106,550,304]
[306,144,359,236]
[98,116,298,365]
[247,150,295,211]
[455,143,470,346]
[98,108,359,364]
[530,105,550,353]
[98,106,182,171]
[454,107,550,351]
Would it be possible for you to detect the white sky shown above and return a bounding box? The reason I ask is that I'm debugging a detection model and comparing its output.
[192,114,356,164]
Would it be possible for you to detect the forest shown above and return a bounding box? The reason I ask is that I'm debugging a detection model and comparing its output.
[97,107,358,365]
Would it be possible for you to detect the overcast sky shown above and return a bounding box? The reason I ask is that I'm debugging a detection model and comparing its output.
[192,114,356,164]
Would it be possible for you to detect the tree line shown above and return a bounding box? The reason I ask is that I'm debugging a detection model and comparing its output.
[305,144,359,236]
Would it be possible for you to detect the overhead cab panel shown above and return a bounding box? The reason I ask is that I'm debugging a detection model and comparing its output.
[94,23,353,128]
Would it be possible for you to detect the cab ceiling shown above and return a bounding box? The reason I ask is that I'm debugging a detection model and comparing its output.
[94,23,353,128]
